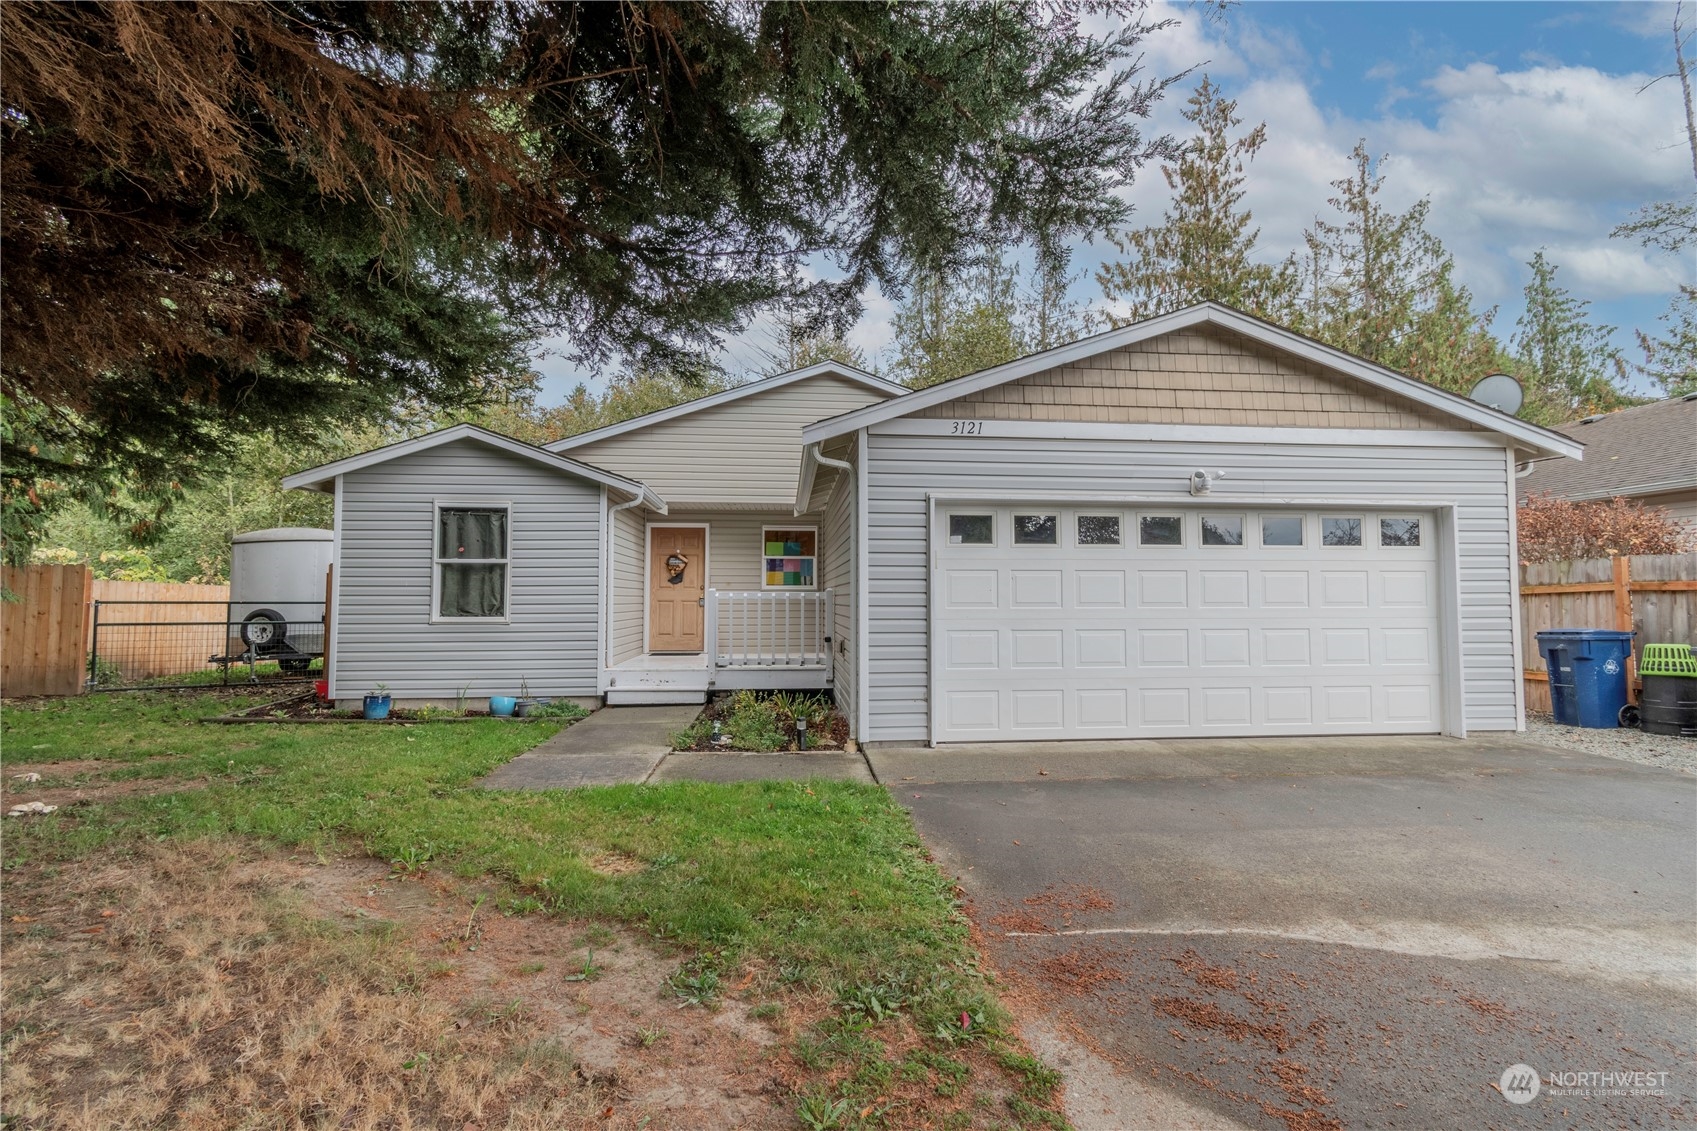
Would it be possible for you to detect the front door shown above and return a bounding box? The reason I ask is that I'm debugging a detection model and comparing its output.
[648,525,707,652]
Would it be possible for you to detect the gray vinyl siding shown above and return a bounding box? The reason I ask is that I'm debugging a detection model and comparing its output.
[610,504,645,666]
[334,441,601,700]
[1643,488,1697,527]
[862,431,1521,742]
[822,463,857,731]
[565,376,891,505]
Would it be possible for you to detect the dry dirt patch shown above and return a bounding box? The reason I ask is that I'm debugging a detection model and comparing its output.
[1,839,793,1130]
[2,759,208,812]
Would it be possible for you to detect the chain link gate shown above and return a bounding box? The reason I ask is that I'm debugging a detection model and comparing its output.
[87,600,326,690]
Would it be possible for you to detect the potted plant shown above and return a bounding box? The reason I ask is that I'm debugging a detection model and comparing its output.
[363,684,392,721]
[489,694,517,717]
[513,677,551,718]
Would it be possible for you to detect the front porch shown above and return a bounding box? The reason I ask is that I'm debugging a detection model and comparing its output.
[605,589,834,705]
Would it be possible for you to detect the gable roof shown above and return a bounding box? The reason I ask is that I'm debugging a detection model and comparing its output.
[281,423,668,510]
[799,303,1584,460]
[1520,393,1697,502]
[544,361,906,453]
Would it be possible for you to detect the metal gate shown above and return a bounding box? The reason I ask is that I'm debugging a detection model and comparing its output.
[87,600,326,690]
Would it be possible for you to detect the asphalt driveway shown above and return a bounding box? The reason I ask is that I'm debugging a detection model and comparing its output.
[871,735,1697,1130]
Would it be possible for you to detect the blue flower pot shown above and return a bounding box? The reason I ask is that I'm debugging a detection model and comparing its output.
[489,695,517,718]
[362,694,392,721]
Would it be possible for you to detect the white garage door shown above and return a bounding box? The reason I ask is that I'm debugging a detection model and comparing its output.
[933,506,1443,741]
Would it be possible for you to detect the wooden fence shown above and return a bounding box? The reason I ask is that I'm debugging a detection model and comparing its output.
[2,564,94,697]
[2,567,237,696]
[88,579,233,681]
[1521,553,1697,714]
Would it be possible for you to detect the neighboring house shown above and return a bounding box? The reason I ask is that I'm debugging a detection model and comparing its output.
[1518,393,1697,527]
[285,303,1582,742]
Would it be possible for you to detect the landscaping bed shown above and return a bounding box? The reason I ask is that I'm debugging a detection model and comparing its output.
[672,690,851,752]
[209,692,589,725]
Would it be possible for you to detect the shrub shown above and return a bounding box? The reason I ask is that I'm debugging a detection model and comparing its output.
[1517,493,1695,563]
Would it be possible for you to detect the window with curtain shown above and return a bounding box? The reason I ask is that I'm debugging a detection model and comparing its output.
[436,506,509,618]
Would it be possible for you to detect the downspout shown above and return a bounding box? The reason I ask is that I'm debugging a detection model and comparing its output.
[799,443,854,516]
[604,492,646,673]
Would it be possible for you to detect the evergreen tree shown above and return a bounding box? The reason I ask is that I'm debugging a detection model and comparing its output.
[888,258,1026,389]
[1511,251,1632,422]
[1633,287,1697,397]
[2,0,1183,559]
[1095,77,1296,322]
[1294,142,1502,393]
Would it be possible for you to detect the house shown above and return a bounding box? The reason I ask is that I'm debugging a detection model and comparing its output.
[284,303,1583,743]
[1518,393,1697,527]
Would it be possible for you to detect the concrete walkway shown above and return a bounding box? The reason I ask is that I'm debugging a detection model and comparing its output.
[652,750,874,784]
[864,732,1569,785]
[477,705,700,790]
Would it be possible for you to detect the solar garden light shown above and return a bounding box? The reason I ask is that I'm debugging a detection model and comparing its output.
[796,717,808,750]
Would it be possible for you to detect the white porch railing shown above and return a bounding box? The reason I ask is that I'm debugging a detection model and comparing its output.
[707,588,833,673]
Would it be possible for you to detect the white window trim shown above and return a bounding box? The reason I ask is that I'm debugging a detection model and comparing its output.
[1137,512,1186,548]
[431,499,513,624]
[760,524,820,590]
[1320,514,1367,549]
[1010,512,1061,547]
[1199,513,1248,548]
[1075,513,1124,548]
[946,511,996,547]
[1379,514,1425,548]
[1259,513,1307,549]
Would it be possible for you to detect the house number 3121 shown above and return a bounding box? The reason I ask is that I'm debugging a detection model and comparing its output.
[949,420,984,435]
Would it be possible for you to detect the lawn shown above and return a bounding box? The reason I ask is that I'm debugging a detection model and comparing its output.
[0,691,1065,1129]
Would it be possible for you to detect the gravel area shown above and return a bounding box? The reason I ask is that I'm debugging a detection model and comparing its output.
[1525,713,1697,774]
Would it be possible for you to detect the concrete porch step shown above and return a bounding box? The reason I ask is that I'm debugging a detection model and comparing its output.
[606,689,708,706]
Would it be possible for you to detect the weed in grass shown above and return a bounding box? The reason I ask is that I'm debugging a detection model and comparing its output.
[518,961,546,975]
[909,1049,970,1098]
[669,966,720,1008]
[503,895,545,915]
[838,976,906,1021]
[391,842,435,874]
[791,1033,832,1070]
[749,1001,783,1020]
[1006,1094,1070,1129]
[632,1024,668,1049]
[562,949,602,983]
[795,1092,852,1131]
[996,1048,1062,1100]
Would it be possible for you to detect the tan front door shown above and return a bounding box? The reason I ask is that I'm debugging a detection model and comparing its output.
[648,526,706,652]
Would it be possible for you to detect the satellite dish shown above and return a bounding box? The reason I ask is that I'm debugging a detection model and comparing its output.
[1468,372,1524,415]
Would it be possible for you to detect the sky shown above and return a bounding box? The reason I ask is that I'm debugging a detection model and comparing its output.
[529,1,1693,404]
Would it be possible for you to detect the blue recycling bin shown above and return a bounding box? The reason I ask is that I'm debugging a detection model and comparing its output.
[1536,629,1635,728]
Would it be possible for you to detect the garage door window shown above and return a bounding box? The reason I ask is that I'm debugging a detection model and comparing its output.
[1139,515,1183,546]
[1077,515,1121,545]
[1013,514,1058,545]
[948,514,994,545]
[1322,517,1363,547]
[1201,515,1245,546]
[1381,517,1422,547]
[1262,515,1304,546]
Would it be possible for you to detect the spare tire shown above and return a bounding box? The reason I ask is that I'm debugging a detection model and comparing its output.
[241,608,287,650]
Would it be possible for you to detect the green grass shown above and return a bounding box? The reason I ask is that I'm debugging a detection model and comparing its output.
[0,691,1064,1126]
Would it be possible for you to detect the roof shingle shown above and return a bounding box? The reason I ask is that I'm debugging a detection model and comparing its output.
[1520,394,1697,502]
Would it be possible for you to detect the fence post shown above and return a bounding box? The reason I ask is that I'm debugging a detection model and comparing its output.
[323,564,333,690]
[1612,555,1637,704]
[87,600,100,688]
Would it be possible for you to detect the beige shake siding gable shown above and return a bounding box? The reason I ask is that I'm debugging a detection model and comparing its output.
[914,326,1477,430]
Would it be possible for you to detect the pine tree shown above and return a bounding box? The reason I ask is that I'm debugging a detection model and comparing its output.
[1511,252,1633,423]
[1095,77,1296,322]
[888,258,1026,389]
[1294,142,1502,393]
